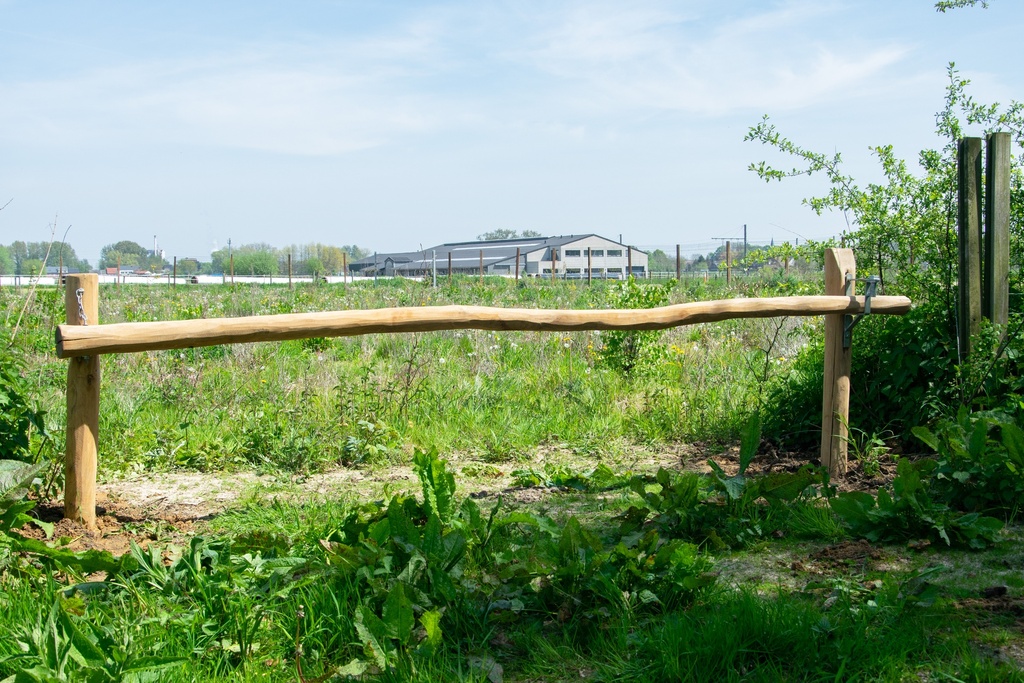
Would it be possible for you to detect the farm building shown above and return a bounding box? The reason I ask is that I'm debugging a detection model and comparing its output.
[348,235,647,279]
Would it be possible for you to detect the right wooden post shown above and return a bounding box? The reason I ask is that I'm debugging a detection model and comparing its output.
[984,132,1010,328]
[64,274,101,529]
[821,248,855,479]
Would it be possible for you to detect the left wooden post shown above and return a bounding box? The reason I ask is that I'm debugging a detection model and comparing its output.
[64,274,100,529]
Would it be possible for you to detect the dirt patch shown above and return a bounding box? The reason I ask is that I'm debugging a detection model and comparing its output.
[15,493,202,556]
[810,540,884,570]
[18,441,900,559]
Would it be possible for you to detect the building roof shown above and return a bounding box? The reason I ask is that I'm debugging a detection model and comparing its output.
[350,234,645,272]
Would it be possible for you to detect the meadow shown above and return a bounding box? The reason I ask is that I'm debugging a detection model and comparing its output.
[2,275,1023,682]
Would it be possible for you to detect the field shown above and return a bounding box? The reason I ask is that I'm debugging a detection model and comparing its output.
[2,276,1023,682]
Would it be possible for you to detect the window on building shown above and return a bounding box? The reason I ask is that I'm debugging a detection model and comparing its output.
[542,268,552,274]
[607,267,622,273]
[589,249,604,257]
[564,249,581,257]
[607,249,622,257]
[566,268,581,274]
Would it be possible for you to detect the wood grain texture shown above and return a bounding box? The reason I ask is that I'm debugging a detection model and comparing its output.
[820,249,856,479]
[64,274,100,529]
[56,295,910,358]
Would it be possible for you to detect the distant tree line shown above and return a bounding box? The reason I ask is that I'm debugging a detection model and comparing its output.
[0,241,91,275]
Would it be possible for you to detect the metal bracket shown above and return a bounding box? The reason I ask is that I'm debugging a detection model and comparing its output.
[843,274,879,348]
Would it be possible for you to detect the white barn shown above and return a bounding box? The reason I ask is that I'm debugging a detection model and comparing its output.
[350,235,648,279]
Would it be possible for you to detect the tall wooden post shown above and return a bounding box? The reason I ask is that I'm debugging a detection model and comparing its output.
[551,249,557,282]
[588,248,592,285]
[515,248,521,281]
[117,256,121,289]
[342,252,348,287]
[725,242,732,285]
[288,253,293,290]
[984,132,1010,327]
[480,250,484,284]
[172,257,177,288]
[64,274,100,529]
[448,252,453,283]
[676,244,681,281]
[230,253,235,287]
[821,248,855,479]
[627,248,632,279]
[958,137,983,357]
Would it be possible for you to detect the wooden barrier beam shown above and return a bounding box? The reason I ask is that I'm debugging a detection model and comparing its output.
[56,295,910,358]
[64,274,100,530]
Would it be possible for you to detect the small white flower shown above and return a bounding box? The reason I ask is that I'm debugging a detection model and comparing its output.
[439,358,446,364]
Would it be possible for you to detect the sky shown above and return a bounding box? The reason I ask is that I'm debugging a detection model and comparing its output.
[1,0,1022,265]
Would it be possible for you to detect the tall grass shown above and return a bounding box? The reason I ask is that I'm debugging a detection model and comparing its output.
[3,274,821,476]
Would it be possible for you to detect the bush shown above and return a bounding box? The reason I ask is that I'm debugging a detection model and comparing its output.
[762,304,957,448]
[0,341,46,463]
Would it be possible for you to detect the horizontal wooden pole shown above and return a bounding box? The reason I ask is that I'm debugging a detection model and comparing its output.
[56,295,911,358]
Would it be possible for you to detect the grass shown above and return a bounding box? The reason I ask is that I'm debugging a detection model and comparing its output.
[3,275,1023,681]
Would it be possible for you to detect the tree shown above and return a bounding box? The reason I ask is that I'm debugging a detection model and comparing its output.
[0,246,12,275]
[99,241,148,269]
[476,229,544,241]
[304,256,324,277]
[647,249,675,273]
[233,251,278,276]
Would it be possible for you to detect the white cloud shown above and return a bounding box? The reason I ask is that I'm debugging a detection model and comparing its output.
[515,1,910,116]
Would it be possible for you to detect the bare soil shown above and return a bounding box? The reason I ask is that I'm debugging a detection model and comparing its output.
[16,442,888,557]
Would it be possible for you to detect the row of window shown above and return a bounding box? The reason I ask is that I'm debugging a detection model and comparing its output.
[561,249,623,258]
[542,267,626,274]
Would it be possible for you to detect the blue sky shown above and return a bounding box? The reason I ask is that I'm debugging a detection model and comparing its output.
[1,1,1021,264]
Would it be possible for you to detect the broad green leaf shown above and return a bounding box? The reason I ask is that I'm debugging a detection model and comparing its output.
[910,426,940,452]
[738,414,762,474]
[420,609,443,650]
[354,606,390,669]
[383,583,415,644]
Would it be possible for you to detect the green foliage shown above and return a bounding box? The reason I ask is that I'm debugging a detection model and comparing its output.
[510,463,629,491]
[598,277,674,375]
[0,600,186,682]
[0,344,47,463]
[913,409,1024,516]
[830,459,1003,548]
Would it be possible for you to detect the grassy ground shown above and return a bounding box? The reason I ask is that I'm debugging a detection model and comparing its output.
[2,276,1023,681]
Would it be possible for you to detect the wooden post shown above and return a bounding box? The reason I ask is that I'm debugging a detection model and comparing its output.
[676,244,681,281]
[821,248,855,479]
[230,253,235,287]
[173,257,177,288]
[627,248,632,279]
[984,132,1010,327]
[588,248,592,285]
[288,253,293,289]
[515,248,521,281]
[342,252,348,287]
[117,256,121,289]
[726,242,732,285]
[551,249,557,282]
[64,274,100,529]
[480,249,484,285]
[958,137,983,357]
[447,252,453,283]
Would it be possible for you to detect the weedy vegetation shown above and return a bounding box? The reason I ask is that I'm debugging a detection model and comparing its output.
[2,26,1024,679]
